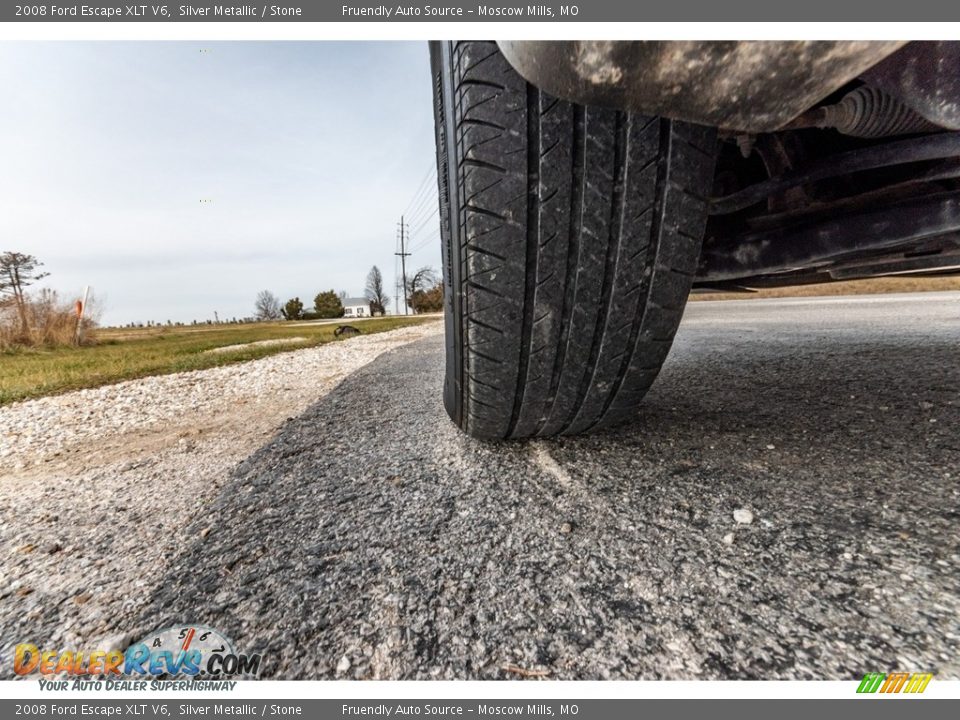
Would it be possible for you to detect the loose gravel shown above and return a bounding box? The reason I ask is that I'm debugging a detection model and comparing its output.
[0,321,441,668]
[1,323,439,471]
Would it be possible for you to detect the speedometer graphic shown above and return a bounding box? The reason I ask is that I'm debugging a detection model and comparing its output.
[126,624,258,678]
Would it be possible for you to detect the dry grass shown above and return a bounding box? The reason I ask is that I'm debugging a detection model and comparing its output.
[689,275,960,302]
[0,290,97,350]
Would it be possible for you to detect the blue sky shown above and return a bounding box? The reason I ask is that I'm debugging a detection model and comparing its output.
[0,42,440,325]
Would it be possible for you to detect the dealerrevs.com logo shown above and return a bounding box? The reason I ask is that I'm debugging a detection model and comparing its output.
[14,625,261,685]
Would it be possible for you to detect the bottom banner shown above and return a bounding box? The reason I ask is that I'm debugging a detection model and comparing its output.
[1,699,956,720]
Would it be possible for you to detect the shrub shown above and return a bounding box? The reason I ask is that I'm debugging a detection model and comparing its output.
[282,297,304,320]
[409,283,444,314]
[313,290,344,319]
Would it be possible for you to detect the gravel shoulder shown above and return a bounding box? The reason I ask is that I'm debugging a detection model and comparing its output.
[0,321,441,665]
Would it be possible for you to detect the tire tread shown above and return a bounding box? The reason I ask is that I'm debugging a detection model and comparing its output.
[437,41,716,438]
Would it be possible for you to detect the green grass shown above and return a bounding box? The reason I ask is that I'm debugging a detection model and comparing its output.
[0,316,435,406]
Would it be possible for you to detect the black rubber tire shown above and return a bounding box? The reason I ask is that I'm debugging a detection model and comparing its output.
[430,41,717,439]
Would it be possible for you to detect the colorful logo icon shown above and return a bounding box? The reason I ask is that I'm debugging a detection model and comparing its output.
[857,672,933,694]
[14,625,261,678]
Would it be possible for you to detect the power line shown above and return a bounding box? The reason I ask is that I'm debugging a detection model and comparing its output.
[405,188,438,230]
[407,203,440,227]
[395,162,441,314]
[401,163,437,218]
[411,220,439,240]
[402,165,434,213]
[409,213,440,240]
[405,166,439,219]
[409,227,441,254]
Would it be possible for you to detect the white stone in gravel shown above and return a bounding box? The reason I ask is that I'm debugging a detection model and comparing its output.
[733,507,754,525]
[205,337,308,355]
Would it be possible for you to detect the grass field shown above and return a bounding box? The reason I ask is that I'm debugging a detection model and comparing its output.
[0,316,434,406]
[689,275,960,301]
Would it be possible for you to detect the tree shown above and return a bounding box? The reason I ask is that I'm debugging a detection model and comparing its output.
[254,290,282,320]
[409,282,444,314]
[365,265,388,316]
[313,290,344,319]
[281,297,304,320]
[0,252,50,335]
[407,265,437,307]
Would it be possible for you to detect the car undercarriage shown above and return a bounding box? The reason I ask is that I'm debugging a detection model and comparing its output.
[499,40,960,290]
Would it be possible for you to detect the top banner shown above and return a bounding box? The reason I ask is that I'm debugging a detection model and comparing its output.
[5,1,960,22]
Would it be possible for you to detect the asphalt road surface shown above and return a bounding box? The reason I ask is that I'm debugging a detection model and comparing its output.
[128,291,959,680]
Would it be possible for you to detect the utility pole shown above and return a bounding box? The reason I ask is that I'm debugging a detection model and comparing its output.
[395,215,410,315]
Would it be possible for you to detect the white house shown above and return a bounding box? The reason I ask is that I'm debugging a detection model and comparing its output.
[342,297,371,318]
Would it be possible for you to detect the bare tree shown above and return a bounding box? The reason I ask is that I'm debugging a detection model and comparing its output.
[406,266,438,298]
[365,265,389,316]
[404,266,440,315]
[0,252,50,335]
[254,290,282,321]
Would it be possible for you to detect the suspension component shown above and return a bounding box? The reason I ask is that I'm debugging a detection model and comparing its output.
[710,132,960,215]
[789,85,942,137]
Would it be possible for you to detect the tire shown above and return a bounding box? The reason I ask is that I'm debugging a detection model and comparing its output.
[430,41,717,439]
